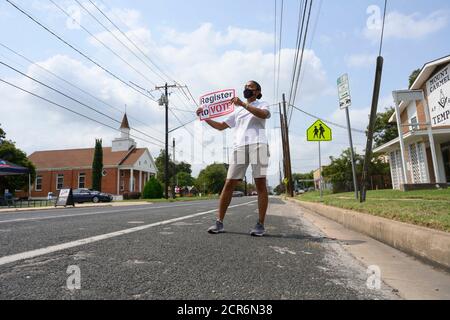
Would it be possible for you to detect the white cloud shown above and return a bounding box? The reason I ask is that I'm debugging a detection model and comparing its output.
[346,53,377,68]
[1,9,332,186]
[161,23,273,52]
[364,10,449,41]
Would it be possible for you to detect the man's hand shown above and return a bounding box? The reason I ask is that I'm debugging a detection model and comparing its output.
[231,97,246,107]
[196,107,204,117]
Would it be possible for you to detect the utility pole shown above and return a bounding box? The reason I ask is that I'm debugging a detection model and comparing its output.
[282,94,294,197]
[244,175,248,196]
[155,83,185,199]
[279,103,287,191]
[173,138,176,199]
[361,57,384,202]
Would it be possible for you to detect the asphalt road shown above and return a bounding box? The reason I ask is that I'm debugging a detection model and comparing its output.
[0,197,396,300]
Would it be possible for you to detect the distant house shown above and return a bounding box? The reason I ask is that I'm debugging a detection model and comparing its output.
[374,55,450,190]
[26,114,157,198]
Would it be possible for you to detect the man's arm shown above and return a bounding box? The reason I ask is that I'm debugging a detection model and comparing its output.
[196,108,230,131]
[245,104,270,119]
[204,119,229,131]
[231,98,270,120]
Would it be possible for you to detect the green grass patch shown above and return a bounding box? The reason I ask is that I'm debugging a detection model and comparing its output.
[297,189,450,232]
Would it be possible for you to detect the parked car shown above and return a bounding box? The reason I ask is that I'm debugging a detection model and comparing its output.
[295,189,306,195]
[251,191,258,196]
[72,189,113,203]
[232,191,244,197]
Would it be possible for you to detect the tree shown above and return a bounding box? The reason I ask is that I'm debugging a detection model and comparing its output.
[92,139,103,191]
[143,177,163,199]
[323,148,390,193]
[0,126,5,142]
[176,162,192,175]
[176,171,194,187]
[409,68,421,88]
[155,149,176,184]
[372,107,399,148]
[293,172,314,189]
[274,184,286,195]
[323,149,363,193]
[0,126,36,194]
[195,163,227,194]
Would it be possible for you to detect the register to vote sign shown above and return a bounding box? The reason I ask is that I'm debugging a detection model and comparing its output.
[199,89,235,121]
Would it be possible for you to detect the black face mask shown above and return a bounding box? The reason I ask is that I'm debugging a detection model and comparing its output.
[243,88,256,99]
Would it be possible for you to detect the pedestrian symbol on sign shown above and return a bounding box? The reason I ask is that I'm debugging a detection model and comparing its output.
[307,120,332,142]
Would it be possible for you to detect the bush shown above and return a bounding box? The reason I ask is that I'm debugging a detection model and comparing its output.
[143,177,164,199]
[123,192,141,200]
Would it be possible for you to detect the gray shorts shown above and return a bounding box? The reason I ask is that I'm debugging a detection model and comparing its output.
[227,143,270,180]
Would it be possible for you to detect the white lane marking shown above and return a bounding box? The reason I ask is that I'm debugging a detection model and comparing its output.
[127,221,145,224]
[0,200,257,267]
[270,246,297,255]
[0,202,213,225]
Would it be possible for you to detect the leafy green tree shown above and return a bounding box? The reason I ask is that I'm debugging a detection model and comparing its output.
[323,149,363,193]
[0,127,36,194]
[155,149,176,184]
[176,171,194,187]
[323,148,390,193]
[409,68,421,88]
[195,163,227,194]
[0,126,5,142]
[372,107,399,148]
[293,172,314,189]
[142,177,163,199]
[176,162,192,175]
[92,139,103,191]
[274,184,286,195]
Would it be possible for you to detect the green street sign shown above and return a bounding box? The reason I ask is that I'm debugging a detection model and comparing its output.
[307,120,332,142]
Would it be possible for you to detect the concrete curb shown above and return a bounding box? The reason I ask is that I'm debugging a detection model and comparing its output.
[0,204,113,214]
[286,198,450,271]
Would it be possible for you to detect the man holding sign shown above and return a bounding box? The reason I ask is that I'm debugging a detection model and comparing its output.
[196,81,271,237]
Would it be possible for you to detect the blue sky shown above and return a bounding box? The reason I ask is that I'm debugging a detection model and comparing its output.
[1,0,450,185]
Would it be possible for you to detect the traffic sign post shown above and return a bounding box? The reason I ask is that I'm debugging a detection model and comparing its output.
[337,74,358,200]
[307,120,332,201]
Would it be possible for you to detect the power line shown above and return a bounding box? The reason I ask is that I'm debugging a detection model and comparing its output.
[0,42,165,138]
[85,0,169,83]
[289,104,366,134]
[291,0,323,123]
[290,0,313,108]
[49,0,158,88]
[0,77,165,148]
[96,0,177,83]
[379,0,388,56]
[0,60,167,146]
[81,0,196,114]
[275,0,284,103]
[288,0,306,105]
[273,0,277,102]
[5,0,157,104]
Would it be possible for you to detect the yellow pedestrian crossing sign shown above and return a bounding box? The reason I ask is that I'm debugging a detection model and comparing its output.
[307,120,332,142]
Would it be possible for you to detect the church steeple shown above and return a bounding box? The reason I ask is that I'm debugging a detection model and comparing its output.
[120,113,130,130]
[112,113,136,152]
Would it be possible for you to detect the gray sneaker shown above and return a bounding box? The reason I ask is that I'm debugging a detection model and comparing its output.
[250,222,265,237]
[208,220,224,234]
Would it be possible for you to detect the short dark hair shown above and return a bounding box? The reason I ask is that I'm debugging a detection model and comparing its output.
[249,80,262,99]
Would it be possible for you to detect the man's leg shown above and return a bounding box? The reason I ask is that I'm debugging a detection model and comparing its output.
[217,179,240,221]
[254,178,269,225]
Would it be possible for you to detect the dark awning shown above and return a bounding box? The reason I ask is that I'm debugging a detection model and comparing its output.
[0,159,29,176]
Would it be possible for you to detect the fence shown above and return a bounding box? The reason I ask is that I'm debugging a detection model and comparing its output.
[0,198,56,209]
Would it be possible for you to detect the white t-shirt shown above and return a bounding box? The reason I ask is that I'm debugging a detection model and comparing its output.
[225,100,271,149]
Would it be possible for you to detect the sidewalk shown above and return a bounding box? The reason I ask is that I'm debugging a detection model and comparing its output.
[287,197,450,271]
[0,201,151,214]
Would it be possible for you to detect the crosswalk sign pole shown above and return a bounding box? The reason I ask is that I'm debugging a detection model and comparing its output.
[319,141,323,201]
